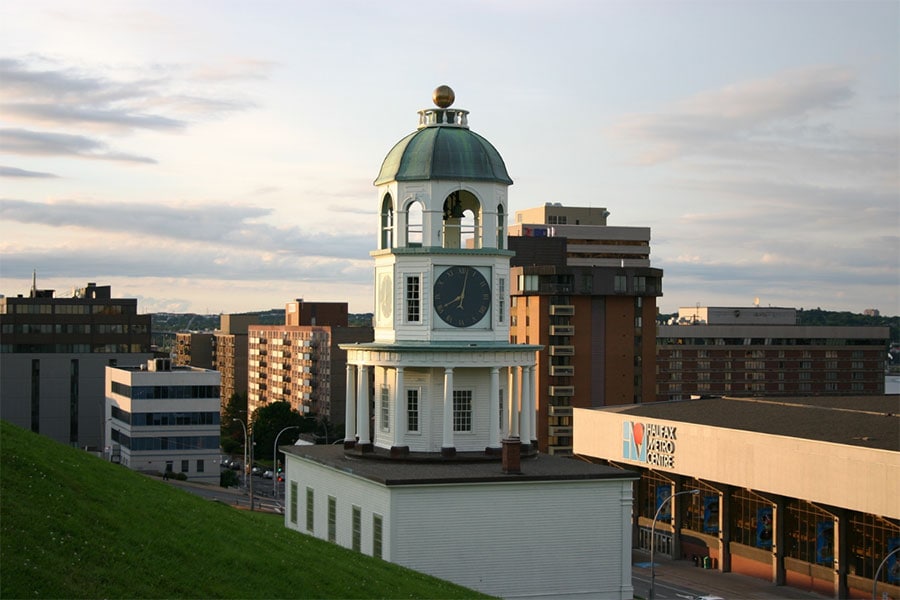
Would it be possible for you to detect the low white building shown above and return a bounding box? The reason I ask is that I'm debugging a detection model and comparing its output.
[105,358,222,484]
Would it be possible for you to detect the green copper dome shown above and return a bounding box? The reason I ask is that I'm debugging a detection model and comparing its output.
[374,118,513,186]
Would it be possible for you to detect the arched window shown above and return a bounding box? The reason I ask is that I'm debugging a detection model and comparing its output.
[380,194,393,249]
[406,200,423,247]
[442,190,481,249]
[496,203,505,250]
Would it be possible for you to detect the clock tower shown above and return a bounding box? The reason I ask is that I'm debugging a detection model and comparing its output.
[343,86,540,458]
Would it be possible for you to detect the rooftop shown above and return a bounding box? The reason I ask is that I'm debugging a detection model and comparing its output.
[600,395,900,452]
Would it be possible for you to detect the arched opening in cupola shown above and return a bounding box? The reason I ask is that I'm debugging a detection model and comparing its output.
[496,203,505,250]
[406,199,423,247]
[380,193,394,249]
[442,190,481,249]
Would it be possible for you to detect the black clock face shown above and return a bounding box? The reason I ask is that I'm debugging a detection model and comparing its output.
[433,266,491,327]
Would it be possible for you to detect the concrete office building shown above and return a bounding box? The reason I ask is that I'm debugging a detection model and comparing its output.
[105,357,221,484]
[657,306,888,401]
[0,281,152,450]
[574,394,900,599]
[283,87,638,599]
[247,300,373,427]
[508,204,663,455]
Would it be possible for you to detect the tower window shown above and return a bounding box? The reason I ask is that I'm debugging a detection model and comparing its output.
[380,385,390,432]
[406,276,420,322]
[497,278,505,324]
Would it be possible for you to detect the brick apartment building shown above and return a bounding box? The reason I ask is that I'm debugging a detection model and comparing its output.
[247,300,372,429]
[656,306,888,400]
[508,204,663,455]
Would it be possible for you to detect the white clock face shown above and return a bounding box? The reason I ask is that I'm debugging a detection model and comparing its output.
[379,273,393,319]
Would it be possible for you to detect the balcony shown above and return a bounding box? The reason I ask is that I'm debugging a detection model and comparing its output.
[549,345,575,356]
[549,425,573,436]
[549,385,575,396]
[549,325,574,336]
[550,304,575,316]
[550,365,575,377]
[548,405,573,417]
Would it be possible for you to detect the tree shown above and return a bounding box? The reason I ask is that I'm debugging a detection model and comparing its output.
[250,401,308,462]
[220,392,248,456]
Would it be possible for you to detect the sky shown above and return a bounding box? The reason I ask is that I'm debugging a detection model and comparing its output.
[1,0,898,316]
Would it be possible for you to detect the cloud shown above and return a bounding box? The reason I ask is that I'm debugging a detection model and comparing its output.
[0,165,58,178]
[0,128,156,163]
[608,66,863,167]
[0,198,372,259]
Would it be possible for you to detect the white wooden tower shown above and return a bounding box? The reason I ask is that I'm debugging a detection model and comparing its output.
[342,85,540,458]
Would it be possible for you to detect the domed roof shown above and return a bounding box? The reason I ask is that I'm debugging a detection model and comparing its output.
[375,127,513,186]
[374,87,513,186]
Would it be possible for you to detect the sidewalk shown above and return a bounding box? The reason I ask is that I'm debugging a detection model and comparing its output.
[633,551,828,600]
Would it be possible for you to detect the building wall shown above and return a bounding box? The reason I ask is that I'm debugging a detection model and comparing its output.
[285,452,636,600]
[174,332,214,369]
[0,287,152,449]
[105,362,221,483]
[573,408,899,522]
[656,325,889,400]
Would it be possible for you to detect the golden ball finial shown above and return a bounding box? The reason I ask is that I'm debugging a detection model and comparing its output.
[433,85,455,108]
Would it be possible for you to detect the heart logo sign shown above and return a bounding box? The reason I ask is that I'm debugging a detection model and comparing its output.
[632,422,644,449]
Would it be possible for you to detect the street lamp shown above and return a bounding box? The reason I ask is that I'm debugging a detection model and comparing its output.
[873,546,900,599]
[232,418,247,488]
[649,488,700,600]
[273,425,299,504]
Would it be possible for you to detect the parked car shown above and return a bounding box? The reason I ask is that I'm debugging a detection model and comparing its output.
[251,465,264,476]
[263,470,274,479]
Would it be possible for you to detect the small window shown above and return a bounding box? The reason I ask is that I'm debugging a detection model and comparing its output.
[306,487,314,532]
[327,496,337,542]
[290,482,298,524]
[614,275,627,293]
[453,390,472,432]
[352,505,362,552]
[380,385,390,432]
[373,514,383,559]
[196,459,204,473]
[497,278,505,324]
[407,389,419,432]
[406,276,420,322]
[181,460,189,473]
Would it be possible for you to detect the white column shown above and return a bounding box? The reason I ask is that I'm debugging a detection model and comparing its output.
[344,363,356,443]
[356,364,371,446]
[489,366,501,449]
[522,364,534,444]
[510,366,520,438]
[442,367,454,450]
[394,366,405,439]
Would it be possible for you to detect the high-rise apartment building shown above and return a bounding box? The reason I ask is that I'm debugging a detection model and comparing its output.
[508,204,663,455]
[247,301,372,427]
[0,281,153,450]
[174,332,215,369]
[213,313,258,409]
[657,306,888,400]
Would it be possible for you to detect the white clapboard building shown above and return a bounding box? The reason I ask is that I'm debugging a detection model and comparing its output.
[282,86,638,599]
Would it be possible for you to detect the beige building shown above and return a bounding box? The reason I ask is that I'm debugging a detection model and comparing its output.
[574,395,900,599]
[214,313,258,409]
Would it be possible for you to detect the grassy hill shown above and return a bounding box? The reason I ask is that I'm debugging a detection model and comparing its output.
[0,421,490,599]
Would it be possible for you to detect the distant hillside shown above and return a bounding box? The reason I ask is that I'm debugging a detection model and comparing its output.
[151,311,374,352]
[0,420,488,599]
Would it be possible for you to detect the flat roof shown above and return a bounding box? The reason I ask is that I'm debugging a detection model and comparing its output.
[281,445,638,486]
[599,395,900,452]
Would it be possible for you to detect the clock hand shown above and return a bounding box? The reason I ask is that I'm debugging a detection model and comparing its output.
[440,295,462,310]
[457,271,469,308]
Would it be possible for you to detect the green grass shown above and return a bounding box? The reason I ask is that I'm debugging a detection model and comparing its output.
[0,420,492,599]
